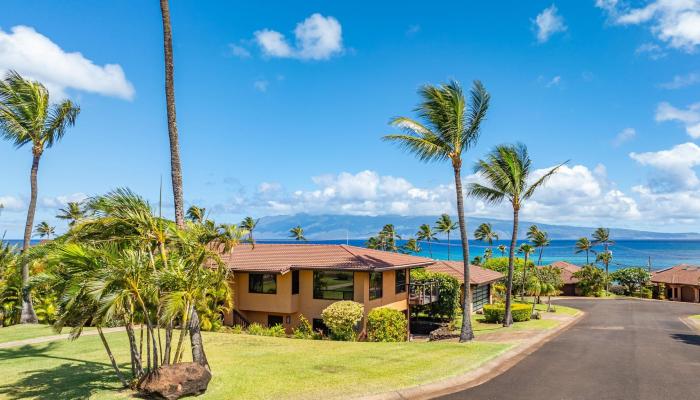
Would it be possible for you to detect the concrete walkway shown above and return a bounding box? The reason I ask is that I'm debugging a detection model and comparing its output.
[0,327,124,349]
[439,298,700,400]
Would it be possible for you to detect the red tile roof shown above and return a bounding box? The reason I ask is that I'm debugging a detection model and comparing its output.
[544,261,581,285]
[651,264,700,286]
[220,244,435,274]
[425,261,504,285]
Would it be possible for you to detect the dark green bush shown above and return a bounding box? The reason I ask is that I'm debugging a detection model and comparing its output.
[367,308,407,342]
[410,269,460,320]
[482,303,531,323]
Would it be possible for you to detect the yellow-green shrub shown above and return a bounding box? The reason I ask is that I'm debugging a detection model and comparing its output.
[321,301,364,341]
[483,303,532,323]
[367,308,407,342]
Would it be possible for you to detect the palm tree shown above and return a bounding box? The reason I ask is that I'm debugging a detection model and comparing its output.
[518,243,535,300]
[474,223,498,259]
[384,80,490,343]
[0,71,80,323]
[240,216,259,244]
[186,205,206,223]
[596,250,613,295]
[289,225,306,241]
[401,238,421,254]
[592,227,614,293]
[497,244,507,257]
[575,237,593,264]
[435,214,458,260]
[529,227,550,265]
[468,144,565,327]
[56,201,85,227]
[159,0,185,228]
[483,247,493,261]
[34,222,55,239]
[416,224,437,258]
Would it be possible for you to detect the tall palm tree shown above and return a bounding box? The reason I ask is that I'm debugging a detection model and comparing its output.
[497,244,507,257]
[384,80,490,342]
[56,201,85,227]
[518,243,535,300]
[289,225,306,241]
[575,237,593,264]
[592,227,614,293]
[0,71,80,323]
[401,238,421,254]
[34,222,55,239]
[530,228,550,265]
[468,144,565,327]
[160,0,185,228]
[416,224,437,258]
[474,223,498,256]
[435,214,458,260]
[186,205,206,223]
[240,216,259,244]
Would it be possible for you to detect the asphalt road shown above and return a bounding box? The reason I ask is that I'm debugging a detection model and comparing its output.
[439,298,700,400]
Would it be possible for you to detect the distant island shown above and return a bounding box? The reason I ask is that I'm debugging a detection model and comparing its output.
[254,213,700,240]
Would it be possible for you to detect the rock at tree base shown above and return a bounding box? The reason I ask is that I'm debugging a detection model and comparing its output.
[139,363,211,400]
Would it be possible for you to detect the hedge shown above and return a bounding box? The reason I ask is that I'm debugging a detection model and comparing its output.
[410,269,460,319]
[367,308,407,342]
[482,303,531,323]
[321,301,364,341]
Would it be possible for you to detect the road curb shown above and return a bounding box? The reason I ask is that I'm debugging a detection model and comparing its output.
[358,310,586,400]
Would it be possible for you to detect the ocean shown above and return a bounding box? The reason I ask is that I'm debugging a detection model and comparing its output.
[5,239,699,271]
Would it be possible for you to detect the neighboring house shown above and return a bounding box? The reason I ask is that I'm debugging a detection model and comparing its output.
[651,265,700,303]
[544,261,582,296]
[220,244,436,332]
[425,261,503,312]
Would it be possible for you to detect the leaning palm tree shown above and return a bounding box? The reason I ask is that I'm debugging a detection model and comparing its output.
[592,227,614,293]
[56,201,85,227]
[575,237,593,264]
[468,143,565,327]
[34,222,55,239]
[401,238,421,254]
[160,0,185,228]
[474,223,498,254]
[186,205,206,223]
[518,243,535,300]
[289,225,306,241]
[240,216,259,244]
[530,228,550,265]
[497,244,507,257]
[384,80,490,342]
[416,224,437,258]
[0,70,80,323]
[434,214,458,260]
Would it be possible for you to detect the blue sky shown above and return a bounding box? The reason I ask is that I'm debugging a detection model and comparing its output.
[1,0,700,237]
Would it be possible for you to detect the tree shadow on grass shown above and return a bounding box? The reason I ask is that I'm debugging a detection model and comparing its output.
[0,343,127,400]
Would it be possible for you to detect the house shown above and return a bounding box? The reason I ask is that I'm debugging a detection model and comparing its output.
[425,261,503,311]
[220,243,436,332]
[651,265,700,302]
[544,261,582,296]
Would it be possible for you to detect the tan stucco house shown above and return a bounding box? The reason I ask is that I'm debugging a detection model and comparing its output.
[220,243,435,332]
[425,261,503,311]
[544,261,582,296]
[652,265,700,302]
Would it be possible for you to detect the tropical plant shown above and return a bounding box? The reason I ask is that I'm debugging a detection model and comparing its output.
[592,227,614,293]
[401,238,421,254]
[573,264,607,297]
[416,223,437,258]
[474,222,498,249]
[528,226,550,265]
[34,221,55,239]
[497,244,507,257]
[518,243,535,299]
[0,70,80,323]
[574,237,593,264]
[367,308,407,342]
[186,205,206,223]
[483,247,493,260]
[529,265,563,311]
[56,201,86,227]
[240,216,259,244]
[610,267,651,296]
[434,214,458,260]
[366,224,401,252]
[468,144,565,326]
[596,251,613,293]
[321,300,364,341]
[410,269,460,320]
[289,225,306,241]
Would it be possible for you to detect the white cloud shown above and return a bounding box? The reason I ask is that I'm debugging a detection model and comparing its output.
[253,79,269,92]
[655,102,700,138]
[635,42,668,59]
[229,44,251,58]
[546,75,562,87]
[534,5,567,43]
[598,0,700,52]
[0,196,24,212]
[613,127,637,146]
[40,193,88,208]
[0,26,134,100]
[254,14,343,60]
[630,142,700,191]
[659,72,700,89]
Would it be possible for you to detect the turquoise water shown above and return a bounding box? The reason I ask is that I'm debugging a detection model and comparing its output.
[6,239,698,271]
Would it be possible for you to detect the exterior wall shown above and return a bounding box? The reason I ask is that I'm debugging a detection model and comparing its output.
[664,284,700,303]
[460,283,496,314]
[227,269,409,332]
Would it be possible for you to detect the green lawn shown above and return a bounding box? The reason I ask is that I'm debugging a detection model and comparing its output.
[0,325,58,344]
[0,330,512,400]
[689,315,700,320]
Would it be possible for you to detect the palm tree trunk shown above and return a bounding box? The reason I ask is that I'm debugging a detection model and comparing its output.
[160,0,185,228]
[446,232,450,260]
[19,150,40,324]
[97,327,129,388]
[453,165,474,342]
[163,320,173,365]
[521,253,528,300]
[504,206,519,327]
[428,241,433,258]
[126,321,144,378]
[538,247,544,266]
[189,308,210,369]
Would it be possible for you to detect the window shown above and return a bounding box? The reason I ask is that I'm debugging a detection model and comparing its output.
[267,315,283,327]
[395,269,407,294]
[369,271,383,300]
[313,271,354,300]
[292,270,299,295]
[249,273,277,294]
[472,285,490,311]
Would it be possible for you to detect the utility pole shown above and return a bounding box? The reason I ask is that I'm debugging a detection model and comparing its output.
[648,256,652,273]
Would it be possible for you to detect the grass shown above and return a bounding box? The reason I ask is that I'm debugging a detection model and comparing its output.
[0,324,59,344]
[689,315,700,320]
[0,329,512,400]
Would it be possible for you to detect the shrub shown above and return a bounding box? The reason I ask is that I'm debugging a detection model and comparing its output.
[482,303,531,323]
[292,315,316,339]
[231,325,244,334]
[267,324,286,337]
[321,301,364,341]
[574,265,607,296]
[658,283,666,300]
[482,257,533,275]
[640,287,652,299]
[367,308,407,342]
[247,323,267,336]
[410,269,460,320]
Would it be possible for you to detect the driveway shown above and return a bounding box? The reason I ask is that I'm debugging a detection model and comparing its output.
[439,298,700,400]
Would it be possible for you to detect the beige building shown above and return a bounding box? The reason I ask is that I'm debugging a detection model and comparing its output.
[220,244,435,332]
[651,265,700,303]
